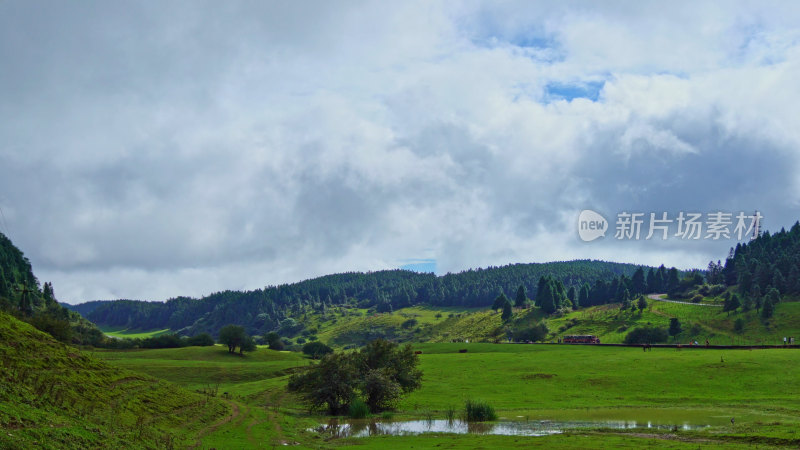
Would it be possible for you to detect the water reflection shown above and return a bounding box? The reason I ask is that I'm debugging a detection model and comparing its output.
[310,418,708,438]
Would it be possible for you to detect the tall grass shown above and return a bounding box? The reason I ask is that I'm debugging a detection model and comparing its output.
[464,399,497,422]
[445,406,456,422]
[349,398,369,419]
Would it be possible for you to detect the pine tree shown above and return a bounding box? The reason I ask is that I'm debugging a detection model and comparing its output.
[632,268,646,295]
[742,295,753,312]
[620,289,631,311]
[538,282,557,314]
[669,318,682,339]
[515,285,528,308]
[501,300,513,322]
[666,268,680,294]
[492,293,508,311]
[646,269,657,294]
[637,295,647,313]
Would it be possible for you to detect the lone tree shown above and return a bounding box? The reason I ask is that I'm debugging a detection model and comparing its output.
[218,324,257,355]
[288,352,358,414]
[288,339,422,414]
[637,295,647,313]
[266,331,284,350]
[668,318,682,340]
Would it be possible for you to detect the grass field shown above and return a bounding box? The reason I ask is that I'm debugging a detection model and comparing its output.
[92,341,800,448]
[99,326,171,339]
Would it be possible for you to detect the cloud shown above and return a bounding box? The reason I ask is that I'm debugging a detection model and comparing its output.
[1,1,799,302]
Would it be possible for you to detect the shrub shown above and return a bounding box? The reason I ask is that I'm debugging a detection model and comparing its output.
[513,322,549,342]
[401,318,418,329]
[302,341,333,359]
[624,326,668,344]
[187,332,215,347]
[691,294,703,303]
[266,332,284,350]
[349,398,369,419]
[464,399,497,422]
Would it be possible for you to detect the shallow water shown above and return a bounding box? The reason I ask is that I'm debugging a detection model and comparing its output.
[310,418,709,438]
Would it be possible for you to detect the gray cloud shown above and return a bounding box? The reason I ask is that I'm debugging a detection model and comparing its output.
[1,1,800,302]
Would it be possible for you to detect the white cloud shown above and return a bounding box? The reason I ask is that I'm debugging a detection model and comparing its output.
[1,1,799,302]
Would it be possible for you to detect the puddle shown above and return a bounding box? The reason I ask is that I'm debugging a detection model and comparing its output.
[310,418,709,438]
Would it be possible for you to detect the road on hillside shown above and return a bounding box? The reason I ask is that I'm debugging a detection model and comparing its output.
[647,293,722,307]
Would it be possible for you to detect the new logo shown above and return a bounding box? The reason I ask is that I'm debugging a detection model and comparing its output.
[578,210,608,242]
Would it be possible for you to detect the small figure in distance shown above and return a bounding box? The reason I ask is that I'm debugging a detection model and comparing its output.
[731,417,735,426]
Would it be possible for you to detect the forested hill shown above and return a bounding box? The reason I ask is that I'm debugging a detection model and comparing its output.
[714,221,800,296]
[0,232,105,345]
[72,260,650,336]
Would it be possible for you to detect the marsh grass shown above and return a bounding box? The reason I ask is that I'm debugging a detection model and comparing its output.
[464,399,497,422]
[349,399,369,419]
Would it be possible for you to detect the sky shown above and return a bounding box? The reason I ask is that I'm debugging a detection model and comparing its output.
[2,1,800,303]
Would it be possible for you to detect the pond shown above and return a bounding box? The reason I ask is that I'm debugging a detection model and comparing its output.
[310,418,710,438]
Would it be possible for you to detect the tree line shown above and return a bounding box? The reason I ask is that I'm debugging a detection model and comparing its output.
[72,260,649,337]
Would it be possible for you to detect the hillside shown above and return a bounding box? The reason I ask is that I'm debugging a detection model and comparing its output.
[71,260,651,336]
[0,311,227,449]
[0,232,106,346]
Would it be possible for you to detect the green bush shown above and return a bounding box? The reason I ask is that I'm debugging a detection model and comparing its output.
[624,326,669,344]
[349,398,369,419]
[187,333,215,346]
[302,341,333,359]
[513,322,549,342]
[401,318,418,329]
[464,399,497,422]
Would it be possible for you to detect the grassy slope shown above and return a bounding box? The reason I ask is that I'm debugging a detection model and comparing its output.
[95,344,312,447]
[0,312,228,449]
[99,326,171,339]
[548,299,800,345]
[298,298,800,348]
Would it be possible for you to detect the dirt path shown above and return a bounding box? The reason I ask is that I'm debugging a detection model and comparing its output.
[191,399,240,449]
[647,293,722,307]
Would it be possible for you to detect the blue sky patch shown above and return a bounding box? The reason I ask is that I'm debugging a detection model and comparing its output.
[545,81,605,102]
[400,259,437,273]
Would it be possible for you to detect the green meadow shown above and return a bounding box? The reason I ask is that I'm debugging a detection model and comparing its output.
[93,339,800,448]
